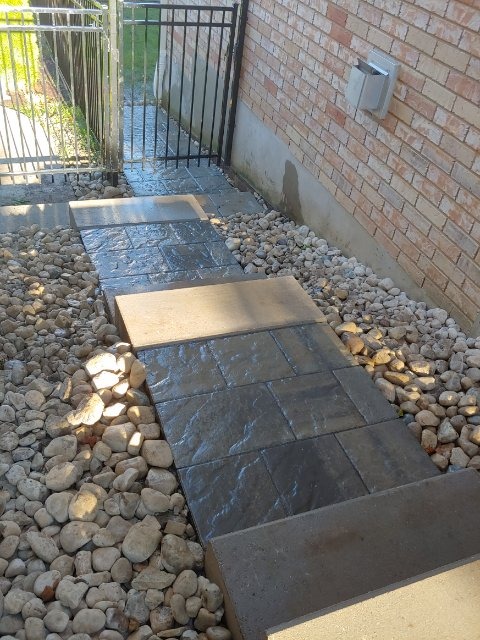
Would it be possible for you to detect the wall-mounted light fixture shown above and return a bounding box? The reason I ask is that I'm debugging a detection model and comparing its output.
[345,49,399,119]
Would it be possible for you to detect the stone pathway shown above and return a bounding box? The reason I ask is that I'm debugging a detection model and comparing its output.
[72,195,439,546]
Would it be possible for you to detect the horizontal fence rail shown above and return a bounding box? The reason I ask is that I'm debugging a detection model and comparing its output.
[122,1,238,169]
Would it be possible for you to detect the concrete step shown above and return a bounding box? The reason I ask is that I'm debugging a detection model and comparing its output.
[267,554,480,640]
[115,275,326,350]
[205,469,480,640]
[102,271,264,322]
[0,202,69,232]
[70,194,207,229]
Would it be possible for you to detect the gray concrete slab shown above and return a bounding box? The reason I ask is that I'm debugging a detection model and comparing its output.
[205,470,480,640]
[0,202,70,232]
[70,194,208,229]
[115,276,326,350]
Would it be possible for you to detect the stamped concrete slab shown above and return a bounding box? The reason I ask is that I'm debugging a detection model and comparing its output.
[336,419,439,492]
[70,194,207,229]
[267,555,480,640]
[268,371,366,438]
[205,470,480,640]
[179,452,287,544]
[262,436,367,515]
[140,342,226,402]
[156,384,294,468]
[208,332,295,387]
[272,324,356,374]
[116,276,326,350]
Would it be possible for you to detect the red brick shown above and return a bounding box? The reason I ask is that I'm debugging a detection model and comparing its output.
[326,102,346,126]
[397,252,425,287]
[330,23,352,47]
[326,3,347,26]
[446,72,480,104]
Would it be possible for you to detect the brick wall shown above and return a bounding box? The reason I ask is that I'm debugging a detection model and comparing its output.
[187,0,480,330]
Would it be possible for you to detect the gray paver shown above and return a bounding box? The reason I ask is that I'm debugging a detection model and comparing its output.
[156,384,294,468]
[179,452,287,544]
[208,332,295,387]
[89,248,169,278]
[336,419,439,492]
[172,219,223,244]
[207,241,241,266]
[268,372,366,438]
[161,243,217,271]
[272,324,356,374]
[125,222,180,248]
[334,366,398,424]
[262,436,367,515]
[205,470,480,640]
[140,342,226,402]
[81,227,133,253]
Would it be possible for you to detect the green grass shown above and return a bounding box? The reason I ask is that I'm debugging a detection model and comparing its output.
[0,0,39,86]
[123,6,160,102]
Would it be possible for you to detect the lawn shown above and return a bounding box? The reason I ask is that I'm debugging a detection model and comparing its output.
[0,0,39,87]
[123,4,161,103]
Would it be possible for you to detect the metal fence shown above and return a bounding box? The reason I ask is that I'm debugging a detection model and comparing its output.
[0,0,246,182]
[122,2,240,169]
[0,0,115,181]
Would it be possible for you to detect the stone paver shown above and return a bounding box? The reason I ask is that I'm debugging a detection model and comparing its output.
[158,385,295,467]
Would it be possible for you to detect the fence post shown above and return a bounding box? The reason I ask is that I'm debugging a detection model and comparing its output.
[107,0,123,184]
[224,0,248,167]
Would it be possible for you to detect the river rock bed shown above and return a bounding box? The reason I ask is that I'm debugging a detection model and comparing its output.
[212,209,480,474]
[68,173,134,201]
[0,225,230,640]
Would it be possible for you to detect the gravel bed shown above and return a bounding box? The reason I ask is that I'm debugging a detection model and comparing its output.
[68,173,134,201]
[0,225,230,640]
[212,208,480,473]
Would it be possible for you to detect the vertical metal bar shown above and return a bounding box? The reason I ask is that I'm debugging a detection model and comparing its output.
[153,5,161,160]
[117,0,124,175]
[102,3,109,172]
[141,5,148,169]
[198,8,213,166]
[51,13,68,175]
[129,1,135,166]
[20,11,42,174]
[217,4,237,166]
[66,12,80,169]
[208,9,226,166]
[175,8,187,168]
[107,0,121,182]
[0,34,15,181]
[95,16,104,164]
[224,0,248,167]
[80,12,92,166]
[165,5,175,165]
[5,11,29,179]
[186,8,200,166]
[35,10,55,174]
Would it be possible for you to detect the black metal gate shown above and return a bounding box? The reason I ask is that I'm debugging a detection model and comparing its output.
[121,1,246,169]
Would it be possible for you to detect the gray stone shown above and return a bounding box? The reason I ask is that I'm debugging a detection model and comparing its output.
[26,532,60,563]
[122,521,162,562]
